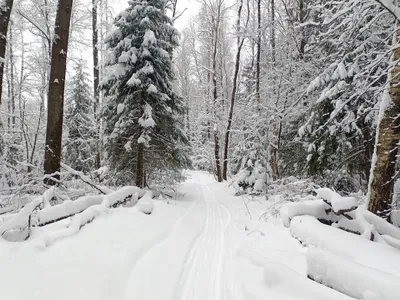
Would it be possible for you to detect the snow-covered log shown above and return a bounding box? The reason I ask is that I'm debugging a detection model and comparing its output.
[102,186,145,208]
[316,188,357,219]
[40,188,146,246]
[307,248,399,300]
[38,186,145,226]
[0,206,14,215]
[280,199,335,227]
[281,187,400,245]
[290,216,400,275]
[0,196,43,237]
[37,195,104,226]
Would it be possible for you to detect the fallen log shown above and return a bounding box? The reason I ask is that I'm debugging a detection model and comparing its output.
[37,186,145,226]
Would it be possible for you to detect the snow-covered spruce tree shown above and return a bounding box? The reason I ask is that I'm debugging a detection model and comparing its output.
[101,0,190,187]
[63,61,97,173]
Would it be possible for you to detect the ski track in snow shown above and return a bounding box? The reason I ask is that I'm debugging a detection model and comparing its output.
[177,183,230,300]
[121,174,232,300]
[122,176,231,300]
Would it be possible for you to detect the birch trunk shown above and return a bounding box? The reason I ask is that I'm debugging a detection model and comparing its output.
[368,10,400,220]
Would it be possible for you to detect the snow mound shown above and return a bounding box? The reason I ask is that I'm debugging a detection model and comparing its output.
[307,248,399,300]
[263,262,353,300]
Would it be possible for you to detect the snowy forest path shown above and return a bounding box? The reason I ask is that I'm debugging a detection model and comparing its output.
[120,171,232,300]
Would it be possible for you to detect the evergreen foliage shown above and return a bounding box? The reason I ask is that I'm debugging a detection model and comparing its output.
[63,61,97,173]
[101,0,190,185]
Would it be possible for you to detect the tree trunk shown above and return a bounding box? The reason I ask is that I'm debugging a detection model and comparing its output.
[0,0,13,106]
[212,7,222,182]
[298,0,306,59]
[136,142,144,188]
[44,0,74,185]
[271,119,281,179]
[368,13,400,220]
[92,0,101,169]
[255,0,261,105]
[222,0,249,180]
[214,129,223,182]
[270,0,276,64]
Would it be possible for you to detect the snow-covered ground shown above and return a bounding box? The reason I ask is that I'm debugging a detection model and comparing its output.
[0,171,398,300]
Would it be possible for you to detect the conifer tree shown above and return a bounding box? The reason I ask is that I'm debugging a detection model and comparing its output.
[64,61,97,173]
[101,0,190,187]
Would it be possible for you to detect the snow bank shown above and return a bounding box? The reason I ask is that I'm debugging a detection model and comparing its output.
[307,248,399,300]
[290,215,400,276]
[39,205,109,246]
[263,262,353,300]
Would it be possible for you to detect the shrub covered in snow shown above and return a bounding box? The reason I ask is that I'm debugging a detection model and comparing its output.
[233,160,267,194]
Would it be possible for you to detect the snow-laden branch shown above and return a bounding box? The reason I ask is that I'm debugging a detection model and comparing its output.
[61,163,111,195]
[374,0,400,21]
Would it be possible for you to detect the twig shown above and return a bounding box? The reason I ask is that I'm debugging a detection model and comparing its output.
[61,163,109,195]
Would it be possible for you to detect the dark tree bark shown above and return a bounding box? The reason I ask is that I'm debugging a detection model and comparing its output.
[92,0,99,122]
[0,0,14,106]
[368,12,400,220]
[211,5,223,182]
[255,0,261,105]
[92,0,101,169]
[136,142,145,188]
[270,0,276,64]
[44,0,74,185]
[222,0,249,180]
[270,0,280,180]
[298,0,306,59]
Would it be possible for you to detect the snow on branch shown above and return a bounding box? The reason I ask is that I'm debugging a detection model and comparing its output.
[61,163,111,195]
[374,0,400,21]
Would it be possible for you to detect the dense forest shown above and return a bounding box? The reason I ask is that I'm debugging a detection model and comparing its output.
[1,0,400,299]
[0,0,399,219]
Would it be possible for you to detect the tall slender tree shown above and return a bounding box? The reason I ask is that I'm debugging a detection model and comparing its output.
[64,61,97,173]
[222,0,250,180]
[43,0,74,185]
[0,0,14,106]
[92,0,101,169]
